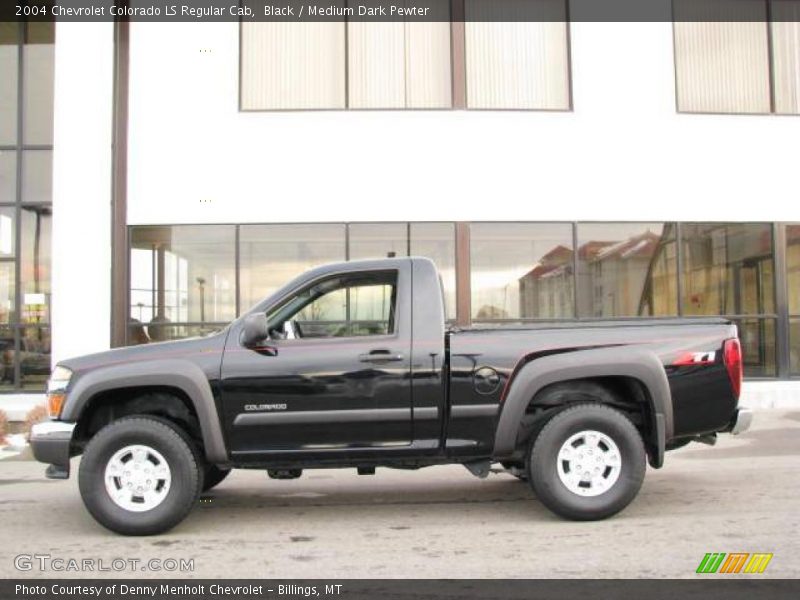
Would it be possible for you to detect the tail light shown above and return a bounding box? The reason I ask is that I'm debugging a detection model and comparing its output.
[723,338,743,399]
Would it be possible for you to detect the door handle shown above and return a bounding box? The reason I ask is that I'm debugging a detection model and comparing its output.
[358,350,404,363]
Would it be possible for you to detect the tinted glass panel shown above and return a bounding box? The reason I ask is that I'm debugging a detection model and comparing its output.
[682,223,774,316]
[787,225,800,315]
[471,223,574,320]
[19,326,49,390]
[130,226,236,337]
[239,224,345,311]
[410,222,456,319]
[731,318,776,378]
[348,223,407,260]
[22,22,55,145]
[0,151,15,203]
[791,318,800,376]
[22,150,52,203]
[0,207,14,257]
[271,272,397,338]
[0,262,13,324]
[0,325,14,390]
[20,205,51,323]
[0,23,17,145]
[577,223,677,318]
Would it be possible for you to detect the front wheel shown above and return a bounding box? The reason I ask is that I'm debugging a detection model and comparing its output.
[78,416,202,535]
[527,403,646,521]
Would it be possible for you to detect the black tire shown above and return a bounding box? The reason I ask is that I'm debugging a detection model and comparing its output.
[202,464,231,492]
[527,403,646,521]
[78,416,202,535]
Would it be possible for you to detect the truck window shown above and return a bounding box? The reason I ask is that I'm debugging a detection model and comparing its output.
[268,271,397,339]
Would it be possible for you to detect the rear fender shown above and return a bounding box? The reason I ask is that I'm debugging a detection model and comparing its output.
[492,346,672,467]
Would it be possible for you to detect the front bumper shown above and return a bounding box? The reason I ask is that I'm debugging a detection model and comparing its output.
[30,421,76,479]
[730,407,753,435]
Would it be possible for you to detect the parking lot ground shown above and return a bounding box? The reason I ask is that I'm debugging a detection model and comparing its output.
[1,409,799,579]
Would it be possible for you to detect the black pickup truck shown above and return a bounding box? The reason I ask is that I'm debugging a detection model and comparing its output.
[32,257,751,535]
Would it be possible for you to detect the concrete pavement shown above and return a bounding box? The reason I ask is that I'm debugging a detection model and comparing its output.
[1,410,798,579]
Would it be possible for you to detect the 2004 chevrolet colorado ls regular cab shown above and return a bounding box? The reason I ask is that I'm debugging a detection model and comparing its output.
[31,257,752,535]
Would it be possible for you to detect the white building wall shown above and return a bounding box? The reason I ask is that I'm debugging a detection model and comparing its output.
[126,22,800,225]
[51,22,114,364]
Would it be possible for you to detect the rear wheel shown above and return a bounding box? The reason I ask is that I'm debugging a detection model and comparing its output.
[78,416,202,535]
[527,403,645,520]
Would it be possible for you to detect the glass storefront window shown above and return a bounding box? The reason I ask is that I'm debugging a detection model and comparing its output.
[788,225,800,376]
[0,262,13,324]
[731,318,776,378]
[682,223,775,316]
[788,225,800,315]
[577,223,677,318]
[0,23,54,392]
[239,224,346,312]
[471,223,574,320]
[130,226,236,342]
[22,150,52,204]
[410,222,456,319]
[0,23,17,145]
[22,22,55,146]
[20,205,51,323]
[0,325,14,390]
[348,223,407,261]
[19,326,49,390]
[0,151,14,203]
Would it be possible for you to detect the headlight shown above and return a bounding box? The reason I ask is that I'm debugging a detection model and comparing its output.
[47,366,73,418]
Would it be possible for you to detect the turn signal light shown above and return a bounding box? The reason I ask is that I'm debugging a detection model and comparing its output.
[47,392,66,418]
[723,338,743,399]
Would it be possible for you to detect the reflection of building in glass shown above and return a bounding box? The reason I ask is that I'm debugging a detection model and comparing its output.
[582,231,660,318]
[518,245,574,319]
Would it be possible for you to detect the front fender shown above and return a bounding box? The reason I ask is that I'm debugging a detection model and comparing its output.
[492,346,672,467]
[60,359,228,464]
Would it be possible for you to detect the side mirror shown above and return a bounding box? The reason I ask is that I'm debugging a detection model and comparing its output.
[241,313,269,347]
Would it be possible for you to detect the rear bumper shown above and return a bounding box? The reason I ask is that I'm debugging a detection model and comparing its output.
[730,407,753,435]
[30,421,75,479]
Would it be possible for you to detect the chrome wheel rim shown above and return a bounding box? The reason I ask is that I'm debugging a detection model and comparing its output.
[104,444,171,512]
[556,430,621,497]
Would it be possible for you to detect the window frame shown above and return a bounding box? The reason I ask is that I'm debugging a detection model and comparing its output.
[265,269,400,342]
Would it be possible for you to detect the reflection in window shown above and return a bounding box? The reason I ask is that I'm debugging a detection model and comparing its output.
[577,223,677,318]
[239,224,346,311]
[732,318,776,378]
[788,226,800,375]
[471,223,574,320]
[0,263,13,325]
[0,325,14,390]
[19,326,50,390]
[787,225,800,315]
[20,205,51,323]
[348,223,407,261]
[270,272,397,338]
[410,223,456,319]
[130,226,236,342]
[0,22,54,392]
[682,223,774,316]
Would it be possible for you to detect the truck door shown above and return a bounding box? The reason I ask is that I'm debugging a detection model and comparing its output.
[221,266,412,459]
